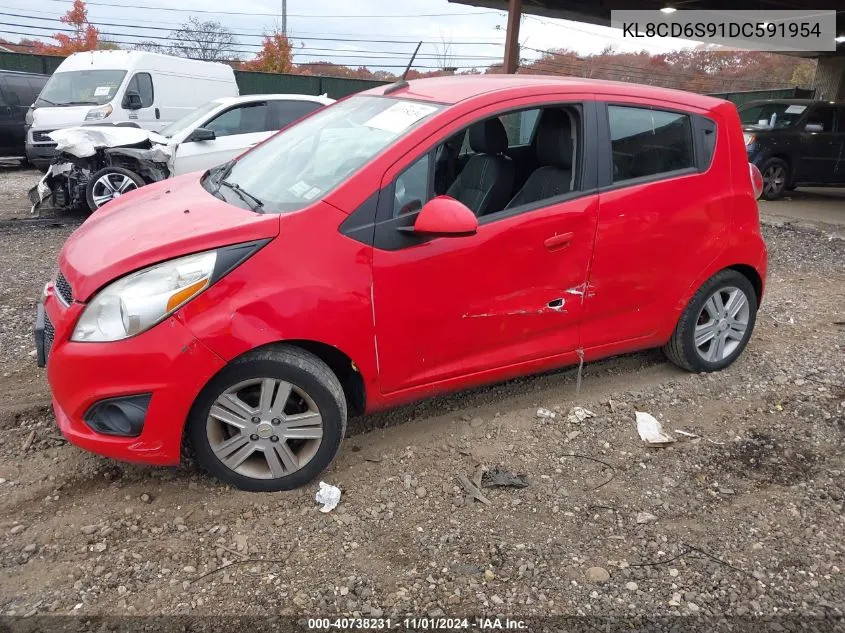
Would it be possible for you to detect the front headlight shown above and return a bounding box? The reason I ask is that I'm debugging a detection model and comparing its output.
[72,251,217,342]
[84,104,113,121]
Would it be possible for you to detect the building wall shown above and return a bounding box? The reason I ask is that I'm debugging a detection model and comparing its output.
[813,57,845,101]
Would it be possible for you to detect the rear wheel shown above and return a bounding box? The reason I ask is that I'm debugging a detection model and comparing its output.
[760,158,789,200]
[85,166,144,212]
[187,346,347,492]
[663,270,758,373]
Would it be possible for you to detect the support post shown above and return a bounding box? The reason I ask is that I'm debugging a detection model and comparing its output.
[503,0,522,74]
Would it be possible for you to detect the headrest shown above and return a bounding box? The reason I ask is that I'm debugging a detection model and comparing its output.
[468,118,508,155]
[535,109,573,169]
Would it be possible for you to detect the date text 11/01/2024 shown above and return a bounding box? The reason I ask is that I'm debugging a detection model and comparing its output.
[307,617,528,630]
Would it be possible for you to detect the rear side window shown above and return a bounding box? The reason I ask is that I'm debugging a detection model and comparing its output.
[127,73,154,107]
[269,100,322,129]
[806,105,835,132]
[1,75,37,106]
[608,105,694,183]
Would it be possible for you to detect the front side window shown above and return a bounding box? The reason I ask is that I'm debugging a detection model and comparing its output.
[127,72,153,108]
[608,105,693,183]
[805,106,835,132]
[393,153,430,217]
[159,101,220,139]
[214,96,444,213]
[206,103,269,137]
[36,70,126,106]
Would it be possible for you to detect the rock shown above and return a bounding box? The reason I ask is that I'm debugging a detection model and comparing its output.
[93,542,107,552]
[636,511,658,524]
[470,417,484,428]
[9,525,24,535]
[80,525,98,535]
[140,493,152,504]
[687,602,700,612]
[585,567,610,583]
[416,487,427,498]
[625,581,638,591]
[182,565,197,574]
[669,568,679,577]
[22,543,37,553]
[484,569,495,581]
[491,595,504,605]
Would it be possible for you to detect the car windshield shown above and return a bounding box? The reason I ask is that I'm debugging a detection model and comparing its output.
[158,101,221,139]
[36,70,127,106]
[738,103,807,129]
[212,95,444,213]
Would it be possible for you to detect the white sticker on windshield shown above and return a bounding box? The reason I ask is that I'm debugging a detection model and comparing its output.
[288,180,311,197]
[93,86,111,97]
[302,187,321,200]
[363,102,438,134]
[784,105,806,114]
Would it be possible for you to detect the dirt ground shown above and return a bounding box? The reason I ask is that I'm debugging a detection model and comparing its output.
[0,167,843,622]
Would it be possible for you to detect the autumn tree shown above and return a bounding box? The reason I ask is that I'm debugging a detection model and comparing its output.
[34,0,99,55]
[169,17,236,61]
[241,32,293,73]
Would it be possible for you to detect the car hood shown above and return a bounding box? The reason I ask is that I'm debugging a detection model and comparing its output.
[59,173,280,302]
[49,126,171,159]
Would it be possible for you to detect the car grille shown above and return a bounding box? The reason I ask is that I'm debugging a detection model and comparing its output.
[55,272,73,305]
[32,130,55,143]
[44,312,55,362]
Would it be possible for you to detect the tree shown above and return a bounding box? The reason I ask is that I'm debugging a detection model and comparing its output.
[241,32,293,73]
[34,0,99,55]
[169,17,237,61]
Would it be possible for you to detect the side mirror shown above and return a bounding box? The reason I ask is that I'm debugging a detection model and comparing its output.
[187,127,216,142]
[412,196,477,236]
[123,91,143,110]
[804,122,824,132]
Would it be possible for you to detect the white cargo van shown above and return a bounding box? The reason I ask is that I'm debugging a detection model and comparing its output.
[26,50,238,168]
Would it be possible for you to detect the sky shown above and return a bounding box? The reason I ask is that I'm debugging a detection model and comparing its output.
[0,0,697,70]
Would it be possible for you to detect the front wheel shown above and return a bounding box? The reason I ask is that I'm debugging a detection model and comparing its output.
[85,166,144,212]
[663,270,758,373]
[186,346,347,492]
[759,158,789,200]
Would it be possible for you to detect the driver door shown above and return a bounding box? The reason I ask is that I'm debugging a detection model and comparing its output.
[173,101,274,175]
[371,99,598,395]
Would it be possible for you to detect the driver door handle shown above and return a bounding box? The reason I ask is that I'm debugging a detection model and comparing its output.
[544,232,573,251]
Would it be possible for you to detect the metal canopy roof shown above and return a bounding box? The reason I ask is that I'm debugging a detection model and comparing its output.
[449,0,844,57]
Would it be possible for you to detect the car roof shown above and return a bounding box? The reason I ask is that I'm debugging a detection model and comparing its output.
[361,74,726,110]
[211,94,334,107]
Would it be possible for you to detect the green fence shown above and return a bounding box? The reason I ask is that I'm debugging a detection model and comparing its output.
[707,87,815,107]
[0,52,388,99]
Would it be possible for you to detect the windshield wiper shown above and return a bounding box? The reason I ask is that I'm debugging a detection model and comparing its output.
[59,100,99,106]
[219,179,264,212]
[35,97,56,106]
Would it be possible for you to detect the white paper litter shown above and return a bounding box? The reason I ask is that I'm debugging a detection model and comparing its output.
[363,101,437,134]
[315,481,341,513]
[49,126,170,158]
[536,407,556,419]
[635,412,676,446]
[567,407,595,424]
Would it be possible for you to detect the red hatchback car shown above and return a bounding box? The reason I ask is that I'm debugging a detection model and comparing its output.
[36,76,767,491]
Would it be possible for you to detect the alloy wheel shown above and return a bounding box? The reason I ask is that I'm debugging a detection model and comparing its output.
[762,165,785,198]
[205,378,324,480]
[91,172,139,207]
[693,286,751,363]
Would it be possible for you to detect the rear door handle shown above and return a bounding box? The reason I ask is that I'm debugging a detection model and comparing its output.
[544,232,573,251]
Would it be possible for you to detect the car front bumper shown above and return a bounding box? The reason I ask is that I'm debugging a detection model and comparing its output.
[36,285,227,465]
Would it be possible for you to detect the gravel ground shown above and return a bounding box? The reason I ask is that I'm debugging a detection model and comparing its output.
[0,186,842,622]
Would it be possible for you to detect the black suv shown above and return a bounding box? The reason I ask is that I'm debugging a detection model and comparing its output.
[0,69,48,163]
[739,99,845,200]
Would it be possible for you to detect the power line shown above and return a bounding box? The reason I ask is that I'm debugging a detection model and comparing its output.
[23,0,502,19]
[0,11,506,46]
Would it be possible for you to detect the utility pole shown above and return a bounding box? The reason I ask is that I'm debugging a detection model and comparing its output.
[282,0,287,35]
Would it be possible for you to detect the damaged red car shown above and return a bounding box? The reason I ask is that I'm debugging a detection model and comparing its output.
[36,76,767,491]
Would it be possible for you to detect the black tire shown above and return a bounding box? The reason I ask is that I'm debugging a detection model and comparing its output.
[663,269,758,373]
[759,157,789,200]
[85,166,145,212]
[186,345,347,492]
